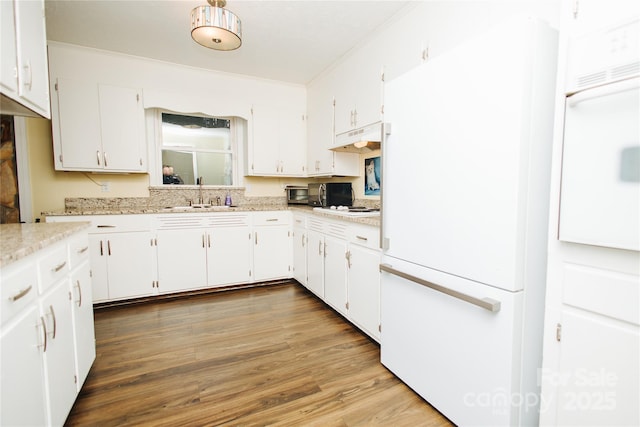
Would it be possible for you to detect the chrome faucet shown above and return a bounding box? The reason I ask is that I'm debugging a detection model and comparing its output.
[198,176,204,204]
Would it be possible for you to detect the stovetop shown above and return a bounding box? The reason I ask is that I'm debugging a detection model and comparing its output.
[313,206,381,217]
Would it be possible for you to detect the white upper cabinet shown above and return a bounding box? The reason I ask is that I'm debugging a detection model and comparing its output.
[0,0,50,118]
[333,57,383,137]
[306,72,360,177]
[51,78,146,172]
[247,104,306,176]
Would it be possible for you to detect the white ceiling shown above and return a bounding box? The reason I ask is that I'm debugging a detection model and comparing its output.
[44,0,411,85]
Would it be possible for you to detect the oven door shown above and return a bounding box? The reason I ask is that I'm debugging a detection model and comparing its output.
[559,77,639,251]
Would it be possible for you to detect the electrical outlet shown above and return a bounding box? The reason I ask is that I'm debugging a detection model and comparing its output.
[101,181,110,192]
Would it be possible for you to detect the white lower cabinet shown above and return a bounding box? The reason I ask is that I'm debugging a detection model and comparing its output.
[0,305,48,426]
[206,224,252,287]
[0,229,95,427]
[306,228,325,298]
[299,215,381,341]
[70,260,96,390]
[292,214,307,285]
[323,234,349,316]
[346,242,381,340]
[252,212,292,281]
[156,227,208,293]
[90,232,156,301]
[156,213,252,292]
[40,279,78,426]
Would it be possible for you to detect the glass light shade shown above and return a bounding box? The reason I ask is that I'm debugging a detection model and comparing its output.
[191,4,242,51]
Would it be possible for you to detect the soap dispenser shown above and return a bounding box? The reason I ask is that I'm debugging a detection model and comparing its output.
[225,191,232,206]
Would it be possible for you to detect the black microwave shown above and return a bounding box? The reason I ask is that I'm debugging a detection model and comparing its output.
[308,182,354,207]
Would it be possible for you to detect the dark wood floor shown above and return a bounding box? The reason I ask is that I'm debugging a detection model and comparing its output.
[65,282,453,426]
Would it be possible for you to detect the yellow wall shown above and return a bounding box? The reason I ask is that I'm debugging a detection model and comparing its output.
[25,117,371,220]
[26,117,150,220]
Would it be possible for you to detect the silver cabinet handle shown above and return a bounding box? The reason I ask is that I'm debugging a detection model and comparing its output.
[77,246,89,254]
[255,232,258,245]
[103,151,108,167]
[356,235,368,241]
[99,240,104,256]
[301,234,305,247]
[75,280,82,307]
[202,234,205,248]
[22,61,32,90]
[48,305,57,339]
[379,263,501,312]
[107,240,111,256]
[39,316,47,352]
[96,150,101,166]
[318,241,322,256]
[9,285,32,302]
[345,250,351,268]
[208,234,211,248]
[266,218,279,222]
[52,261,66,273]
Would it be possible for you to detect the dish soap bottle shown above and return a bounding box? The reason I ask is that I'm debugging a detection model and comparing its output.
[225,191,232,206]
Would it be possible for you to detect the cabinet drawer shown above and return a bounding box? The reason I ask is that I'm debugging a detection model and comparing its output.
[1,259,38,325]
[347,224,380,250]
[38,243,69,293]
[68,233,90,269]
[253,211,291,226]
[293,213,307,228]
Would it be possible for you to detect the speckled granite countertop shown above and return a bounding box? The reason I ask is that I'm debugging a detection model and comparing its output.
[45,206,381,227]
[0,222,91,268]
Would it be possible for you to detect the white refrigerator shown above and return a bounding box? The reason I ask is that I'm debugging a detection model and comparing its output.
[380,18,558,426]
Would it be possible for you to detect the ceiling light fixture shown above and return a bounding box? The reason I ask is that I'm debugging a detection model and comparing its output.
[191,0,242,51]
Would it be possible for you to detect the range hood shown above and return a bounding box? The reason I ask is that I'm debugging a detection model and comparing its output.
[331,121,382,153]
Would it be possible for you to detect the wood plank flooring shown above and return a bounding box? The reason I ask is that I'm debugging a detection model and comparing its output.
[65,282,453,426]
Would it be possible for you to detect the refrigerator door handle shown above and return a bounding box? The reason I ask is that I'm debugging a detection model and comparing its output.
[379,263,501,312]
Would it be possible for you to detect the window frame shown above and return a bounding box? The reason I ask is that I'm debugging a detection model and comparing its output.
[148,109,243,187]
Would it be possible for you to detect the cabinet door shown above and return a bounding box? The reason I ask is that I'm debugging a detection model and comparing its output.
[306,87,336,176]
[352,62,383,130]
[70,261,96,390]
[306,230,324,298]
[250,105,281,175]
[292,226,307,285]
[98,84,145,171]
[279,108,306,176]
[0,306,47,427]
[53,78,102,170]
[253,226,292,281]
[157,229,207,293]
[104,232,155,300]
[13,0,49,117]
[207,226,252,286]
[555,311,639,426]
[40,280,77,427]
[88,235,109,303]
[347,245,381,340]
[0,0,17,97]
[333,72,356,136]
[323,235,348,316]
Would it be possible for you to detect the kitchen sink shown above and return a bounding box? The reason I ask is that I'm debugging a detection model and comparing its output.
[163,205,230,211]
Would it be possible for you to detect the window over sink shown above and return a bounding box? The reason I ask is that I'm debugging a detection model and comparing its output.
[149,110,244,186]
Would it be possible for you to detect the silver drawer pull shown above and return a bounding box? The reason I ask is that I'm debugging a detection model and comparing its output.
[39,316,48,352]
[356,235,368,241]
[9,285,32,302]
[77,246,89,254]
[379,263,501,312]
[266,218,279,222]
[52,261,66,273]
